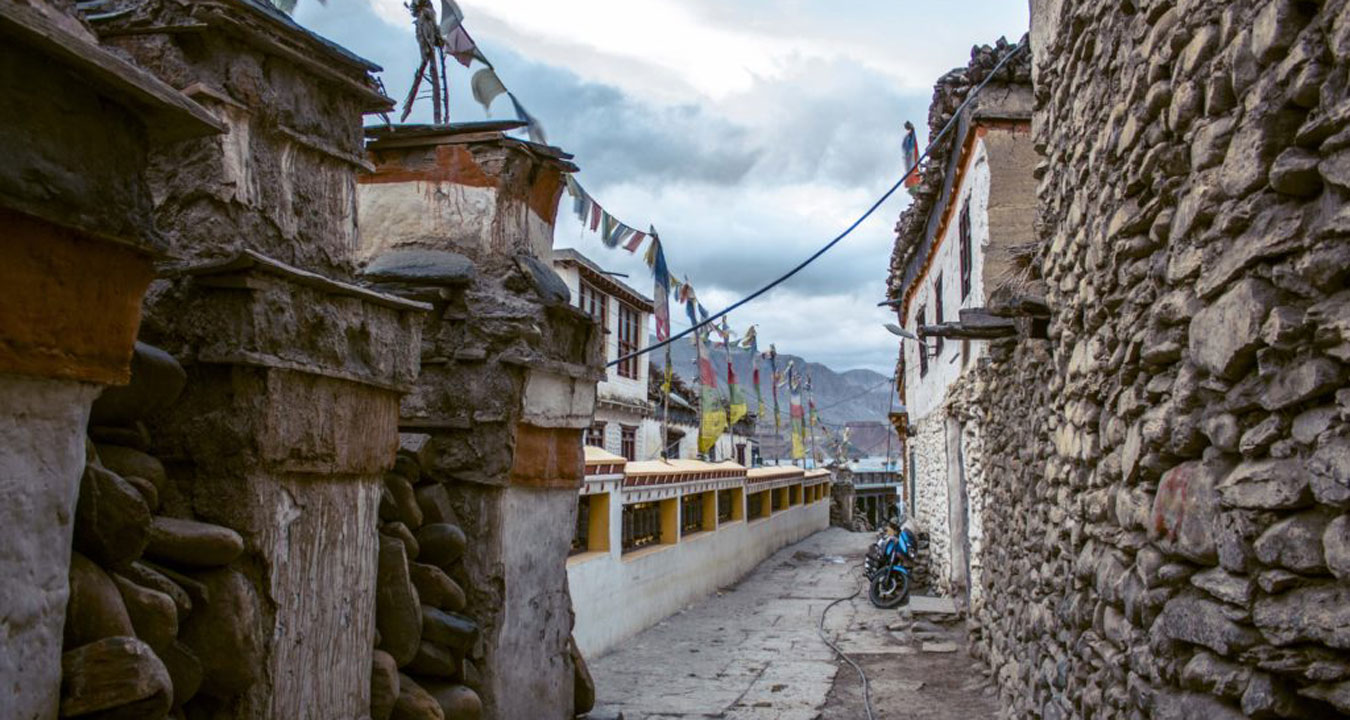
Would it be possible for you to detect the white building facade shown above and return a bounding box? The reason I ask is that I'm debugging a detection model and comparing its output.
[891,88,1036,605]
[554,249,653,460]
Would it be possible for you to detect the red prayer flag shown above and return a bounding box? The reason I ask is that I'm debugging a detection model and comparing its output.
[590,203,602,232]
[624,231,646,253]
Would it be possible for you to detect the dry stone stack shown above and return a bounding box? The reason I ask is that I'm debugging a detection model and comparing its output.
[954,1,1350,718]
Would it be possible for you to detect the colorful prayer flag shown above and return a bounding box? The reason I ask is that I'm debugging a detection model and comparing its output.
[722,320,747,425]
[767,344,781,436]
[624,230,646,253]
[745,327,766,419]
[696,330,727,455]
[600,212,619,247]
[902,121,922,189]
[652,238,671,342]
[788,363,805,460]
[590,203,602,232]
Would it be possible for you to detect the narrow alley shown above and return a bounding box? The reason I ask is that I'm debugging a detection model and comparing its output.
[587,528,998,720]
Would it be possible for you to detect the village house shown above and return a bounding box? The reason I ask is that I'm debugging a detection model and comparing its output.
[553,248,654,461]
[886,41,1036,603]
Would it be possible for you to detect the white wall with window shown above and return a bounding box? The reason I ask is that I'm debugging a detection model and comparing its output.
[902,139,991,424]
[554,249,653,460]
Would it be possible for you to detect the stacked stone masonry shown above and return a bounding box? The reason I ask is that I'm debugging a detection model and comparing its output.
[957,1,1350,718]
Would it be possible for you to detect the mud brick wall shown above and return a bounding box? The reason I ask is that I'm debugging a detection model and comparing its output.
[966,1,1350,718]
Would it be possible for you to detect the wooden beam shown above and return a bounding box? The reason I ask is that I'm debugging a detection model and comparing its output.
[918,321,1017,340]
[986,293,1050,318]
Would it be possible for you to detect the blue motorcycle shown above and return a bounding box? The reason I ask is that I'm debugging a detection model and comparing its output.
[864,524,917,608]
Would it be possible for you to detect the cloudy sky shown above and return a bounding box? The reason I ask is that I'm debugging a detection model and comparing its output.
[295,0,1028,372]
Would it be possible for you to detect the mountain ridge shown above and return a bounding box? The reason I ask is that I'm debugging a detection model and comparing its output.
[650,335,894,428]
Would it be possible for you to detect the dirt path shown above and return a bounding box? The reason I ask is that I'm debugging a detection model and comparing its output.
[584,527,999,720]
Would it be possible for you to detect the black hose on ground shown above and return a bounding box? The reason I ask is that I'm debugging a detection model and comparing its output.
[817,564,876,720]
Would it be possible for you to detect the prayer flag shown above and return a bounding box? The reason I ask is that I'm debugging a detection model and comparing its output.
[767,344,781,436]
[721,319,747,425]
[470,68,507,113]
[902,121,922,189]
[624,230,646,253]
[652,238,671,342]
[600,213,619,247]
[745,327,766,419]
[443,25,479,67]
[590,202,602,232]
[508,93,547,145]
[696,330,727,455]
[439,0,464,36]
[643,229,660,267]
[788,363,806,460]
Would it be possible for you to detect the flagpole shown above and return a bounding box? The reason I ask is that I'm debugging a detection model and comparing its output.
[805,371,816,468]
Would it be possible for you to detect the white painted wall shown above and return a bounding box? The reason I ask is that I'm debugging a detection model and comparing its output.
[903,137,992,423]
[552,261,650,408]
[568,490,829,658]
[358,180,555,263]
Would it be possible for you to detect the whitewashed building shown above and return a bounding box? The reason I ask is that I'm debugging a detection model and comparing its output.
[553,249,653,460]
[887,71,1035,604]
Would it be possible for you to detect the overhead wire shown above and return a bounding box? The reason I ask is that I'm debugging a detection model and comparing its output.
[607,38,1028,369]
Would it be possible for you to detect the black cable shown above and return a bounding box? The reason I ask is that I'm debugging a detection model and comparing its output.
[608,39,1028,369]
[818,562,876,720]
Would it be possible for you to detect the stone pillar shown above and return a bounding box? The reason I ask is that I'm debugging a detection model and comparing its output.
[0,4,220,715]
[359,124,603,719]
[150,252,426,719]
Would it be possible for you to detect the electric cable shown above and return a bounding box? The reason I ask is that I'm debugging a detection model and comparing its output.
[818,561,876,720]
[608,38,1028,369]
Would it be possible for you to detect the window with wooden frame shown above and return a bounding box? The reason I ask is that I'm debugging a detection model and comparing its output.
[579,280,608,331]
[916,306,928,377]
[585,422,606,448]
[959,201,973,300]
[933,274,945,358]
[620,425,637,461]
[616,303,640,378]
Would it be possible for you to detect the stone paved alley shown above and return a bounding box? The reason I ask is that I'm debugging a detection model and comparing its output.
[588,528,998,720]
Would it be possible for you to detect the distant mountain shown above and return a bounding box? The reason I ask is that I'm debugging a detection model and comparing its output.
[651,336,895,429]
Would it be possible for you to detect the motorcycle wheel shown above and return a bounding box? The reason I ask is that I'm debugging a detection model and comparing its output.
[868,570,910,609]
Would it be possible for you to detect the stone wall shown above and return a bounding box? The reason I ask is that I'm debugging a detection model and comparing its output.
[964,1,1350,718]
[910,412,954,594]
